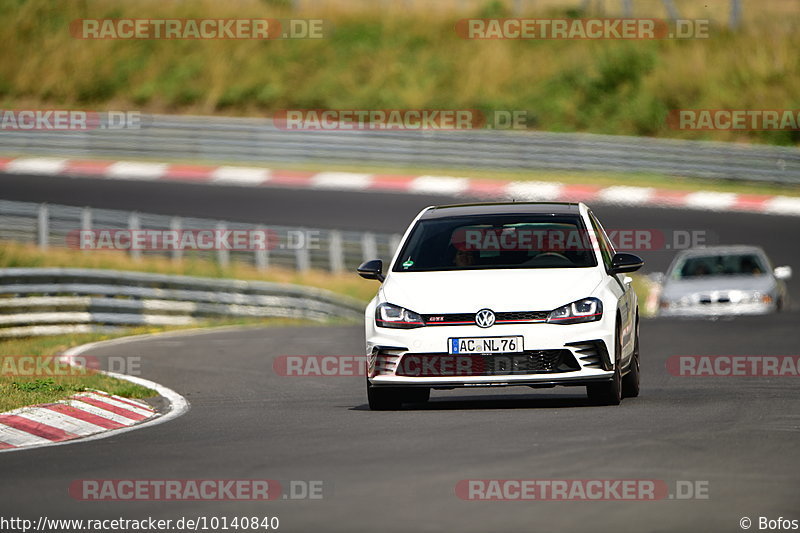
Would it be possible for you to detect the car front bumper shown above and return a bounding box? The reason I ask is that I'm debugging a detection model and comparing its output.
[366,321,616,388]
[658,301,775,318]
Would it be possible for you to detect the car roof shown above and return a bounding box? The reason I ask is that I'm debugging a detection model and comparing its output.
[673,245,767,258]
[419,202,582,219]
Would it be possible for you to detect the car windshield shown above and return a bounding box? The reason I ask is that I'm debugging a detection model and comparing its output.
[392,214,598,272]
[672,253,768,279]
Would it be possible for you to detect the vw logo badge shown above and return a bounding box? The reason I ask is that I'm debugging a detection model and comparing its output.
[475,309,496,328]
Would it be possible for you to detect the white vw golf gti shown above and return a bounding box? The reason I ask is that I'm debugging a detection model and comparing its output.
[358,202,643,409]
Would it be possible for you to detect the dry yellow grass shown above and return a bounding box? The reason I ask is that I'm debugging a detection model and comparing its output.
[0,0,797,145]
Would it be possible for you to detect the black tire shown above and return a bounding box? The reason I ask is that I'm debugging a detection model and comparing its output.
[622,316,640,398]
[404,387,431,404]
[367,385,402,410]
[586,320,622,406]
[367,385,430,410]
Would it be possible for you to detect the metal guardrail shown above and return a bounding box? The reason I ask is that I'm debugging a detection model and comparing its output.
[2,114,799,184]
[0,115,800,184]
[0,268,365,337]
[0,199,402,274]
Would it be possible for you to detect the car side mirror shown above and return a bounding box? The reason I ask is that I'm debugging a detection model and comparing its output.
[774,265,792,280]
[357,259,385,282]
[610,253,644,274]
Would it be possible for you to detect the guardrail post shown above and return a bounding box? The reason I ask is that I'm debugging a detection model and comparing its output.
[729,0,742,29]
[328,230,344,273]
[295,233,311,272]
[361,232,378,262]
[128,212,141,261]
[216,221,229,268]
[255,225,269,271]
[170,216,182,263]
[621,0,633,17]
[80,207,92,253]
[389,234,402,257]
[661,0,680,20]
[37,204,49,250]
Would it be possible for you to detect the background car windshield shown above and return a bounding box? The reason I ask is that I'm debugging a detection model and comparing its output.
[392,214,598,272]
[672,253,768,279]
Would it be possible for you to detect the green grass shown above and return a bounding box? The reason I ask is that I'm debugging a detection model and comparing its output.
[0,0,798,146]
[0,328,158,412]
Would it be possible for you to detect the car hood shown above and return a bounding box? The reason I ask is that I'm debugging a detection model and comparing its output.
[661,275,776,300]
[381,268,605,313]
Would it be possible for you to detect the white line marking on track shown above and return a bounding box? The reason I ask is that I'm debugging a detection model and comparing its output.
[683,191,738,211]
[597,186,655,205]
[106,162,168,180]
[6,157,68,175]
[409,176,470,195]
[211,166,271,185]
[311,172,373,190]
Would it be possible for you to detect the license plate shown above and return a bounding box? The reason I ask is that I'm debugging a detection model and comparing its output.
[448,336,523,355]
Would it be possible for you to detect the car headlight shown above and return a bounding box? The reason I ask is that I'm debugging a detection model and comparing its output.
[547,298,603,324]
[730,291,772,304]
[375,303,424,329]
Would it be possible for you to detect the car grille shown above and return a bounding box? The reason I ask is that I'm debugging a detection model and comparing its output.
[394,350,580,377]
[421,311,549,326]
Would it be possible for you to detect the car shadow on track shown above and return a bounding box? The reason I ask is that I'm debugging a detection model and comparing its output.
[351,394,600,411]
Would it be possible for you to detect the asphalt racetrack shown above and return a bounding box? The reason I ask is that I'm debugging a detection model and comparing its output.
[1,317,799,532]
[1,172,799,532]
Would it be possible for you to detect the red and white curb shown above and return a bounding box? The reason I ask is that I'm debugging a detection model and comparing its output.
[0,391,156,450]
[2,156,800,216]
[0,334,190,453]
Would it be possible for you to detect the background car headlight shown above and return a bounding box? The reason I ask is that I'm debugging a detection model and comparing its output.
[375,303,424,329]
[547,297,603,324]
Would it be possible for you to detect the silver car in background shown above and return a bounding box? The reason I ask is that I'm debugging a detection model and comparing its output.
[656,245,791,317]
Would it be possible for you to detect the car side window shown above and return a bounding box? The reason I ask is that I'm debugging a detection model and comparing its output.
[588,211,615,271]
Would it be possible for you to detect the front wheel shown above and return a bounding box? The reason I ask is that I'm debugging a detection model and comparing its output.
[622,317,640,398]
[367,385,402,410]
[367,385,430,410]
[587,366,621,406]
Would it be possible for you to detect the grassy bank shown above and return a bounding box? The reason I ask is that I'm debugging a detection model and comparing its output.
[0,0,798,145]
[0,240,378,302]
